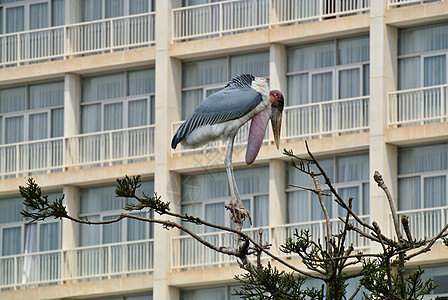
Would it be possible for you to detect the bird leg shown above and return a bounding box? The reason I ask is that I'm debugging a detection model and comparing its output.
[224,134,252,234]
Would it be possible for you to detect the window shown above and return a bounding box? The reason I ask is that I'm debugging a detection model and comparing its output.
[0,0,65,33]
[285,153,370,223]
[77,293,153,300]
[81,69,155,134]
[181,166,269,233]
[398,23,448,90]
[81,0,155,21]
[398,143,448,211]
[181,52,269,120]
[0,194,61,256]
[417,265,448,297]
[0,81,64,144]
[79,181,154,246]
[287,36,370,107]
[181,285,241,300]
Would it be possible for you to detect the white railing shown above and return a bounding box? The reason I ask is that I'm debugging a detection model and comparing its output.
[393,207,448,241]
[171,227,270,270]
[171,217,369,270]
[388,0,443,8]
[171,120,271,155]
[0,125,155,179]
[65,125,155,168]
[284,96,369,140]
[0,239,154,290]
[66,12,155,56]
[173,0,370,41]
[271,216,370,258]
[387,85,448,127]
[0,12,155,67]
[0,137,64,178]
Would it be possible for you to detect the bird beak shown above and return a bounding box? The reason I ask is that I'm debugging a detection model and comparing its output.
[270,102,283,149]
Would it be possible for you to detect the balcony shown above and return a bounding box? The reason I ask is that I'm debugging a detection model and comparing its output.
[172,0,371,41]
[0,125,155,179]
[284,96,369,141]
[388,0,443,8]
[392,206,448,241]
[171,96,369,155]
[387,85,448,127]
[0,239,154,291]
[171,216,370,271]
[0,12,155,68]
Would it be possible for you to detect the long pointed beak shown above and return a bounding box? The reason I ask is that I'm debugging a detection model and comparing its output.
[271,106,282,149]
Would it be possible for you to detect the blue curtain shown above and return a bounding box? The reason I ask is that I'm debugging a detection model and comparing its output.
[312,72,333,102]
[6,6,24,33]
[52,0,65,26]
[82,0,102,21]
[104,103,123,131]
[106,0,124,18]
[339,68,360,99]
[2,227,21,255]
[39,222,60,251]
[424,176,446,208]
[204,202,225,233]
[30,2,48,30]
[424,55,446,87]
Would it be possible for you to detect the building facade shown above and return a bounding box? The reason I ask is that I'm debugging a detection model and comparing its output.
[0,0,448,299]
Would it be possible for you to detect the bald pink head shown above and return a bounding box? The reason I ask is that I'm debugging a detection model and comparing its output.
[245,90,284,165]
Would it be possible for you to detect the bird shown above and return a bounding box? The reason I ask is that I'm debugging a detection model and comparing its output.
[171,74,284,228]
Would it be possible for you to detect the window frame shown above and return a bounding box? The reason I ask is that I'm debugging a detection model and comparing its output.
[285,153,370,224]
[286,37,370,107]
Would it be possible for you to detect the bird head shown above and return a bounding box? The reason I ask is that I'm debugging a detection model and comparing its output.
[270,90,284,149]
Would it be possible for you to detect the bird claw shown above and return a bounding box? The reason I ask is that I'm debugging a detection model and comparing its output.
[225,199,253,228]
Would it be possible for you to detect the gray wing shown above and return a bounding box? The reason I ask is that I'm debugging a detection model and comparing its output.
[171,86,261,149]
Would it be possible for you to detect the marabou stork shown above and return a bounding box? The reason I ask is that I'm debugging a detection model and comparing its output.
[171,74,284,226]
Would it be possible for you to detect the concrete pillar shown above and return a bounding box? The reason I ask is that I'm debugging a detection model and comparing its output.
[153,0,182,299]
[64,73,81,137]
[61,185,79,250]
[269,43,286,94]
[269,159,286,226]
[64,73,81,167]
[369,0,398,252]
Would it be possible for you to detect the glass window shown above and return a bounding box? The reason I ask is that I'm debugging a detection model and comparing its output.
[0,1,65,34]
[82,0,154,21]
[0,194,61,256]
[398,143,448,211]
[0,82,64,145]
[181,166,269,233]
[398,23,448,90]
[81,69,155,134]
[287,36,370,107]
[79,181,154,246]
[286,153,369,223]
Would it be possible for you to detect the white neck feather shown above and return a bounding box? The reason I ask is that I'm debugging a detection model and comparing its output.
[251,77,269,103]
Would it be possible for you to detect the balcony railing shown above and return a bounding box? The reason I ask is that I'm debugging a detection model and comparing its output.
[387,85,448,127]
[284,96,369,140]
[0,239,154,290]
[0,12,155,67]
[171,227,270,270]
[0,125,155,179]
[393,206,448,241]
[171,216,370,270]
[172,0,370,41]
[388,0,443,8]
